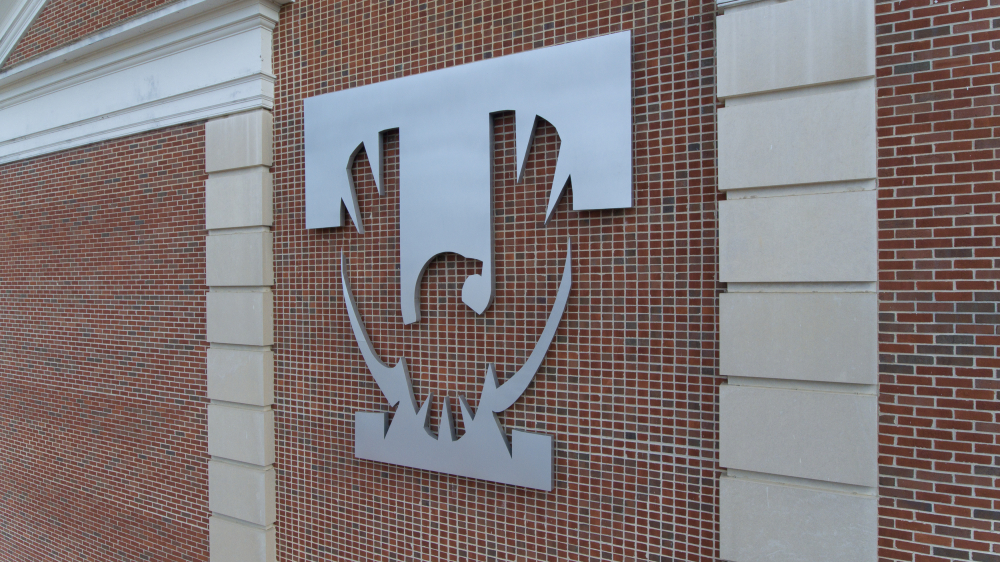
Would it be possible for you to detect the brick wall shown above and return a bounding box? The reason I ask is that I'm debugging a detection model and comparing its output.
[876,0,1000,560]
[271,1,720,561]
[2,0,176,69]
[0,124,210,561]
[15,1,999,561]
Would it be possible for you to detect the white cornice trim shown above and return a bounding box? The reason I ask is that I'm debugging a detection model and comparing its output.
[0,0,286,164]
[1,0,254,83]
[0,0,47,68]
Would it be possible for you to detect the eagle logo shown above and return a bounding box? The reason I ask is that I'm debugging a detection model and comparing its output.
[304,31,632,490]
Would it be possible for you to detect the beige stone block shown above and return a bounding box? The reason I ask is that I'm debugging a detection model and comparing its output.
[206,167,273,229]
[719,190,877,283]
[720,385,877,487]
[720,292,877,384]
[207,403,274,466]
[718,0,876,98]
[206,110,273,173]
[718,81,876,190]
[209,460,275,526]
[206,231,274,287]
[210,516,275,562]
[206,290,273,346]
[720,476,877,562]
[208,347,274,406]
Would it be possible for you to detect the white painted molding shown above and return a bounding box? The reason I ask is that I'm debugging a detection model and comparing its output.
[0,0,47,68]
[0,0,288,164]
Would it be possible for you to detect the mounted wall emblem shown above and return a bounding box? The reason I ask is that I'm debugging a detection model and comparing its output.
[304,31,632,490]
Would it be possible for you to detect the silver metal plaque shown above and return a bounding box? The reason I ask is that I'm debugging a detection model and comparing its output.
[305,31,632,490]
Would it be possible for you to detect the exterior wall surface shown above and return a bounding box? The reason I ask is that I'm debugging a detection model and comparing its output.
[0,124,210,560]
[271,1,720,560]
[0,0,997,561]
[876,1,1000,561]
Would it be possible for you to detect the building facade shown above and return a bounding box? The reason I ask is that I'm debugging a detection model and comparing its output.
[0,0,997,561]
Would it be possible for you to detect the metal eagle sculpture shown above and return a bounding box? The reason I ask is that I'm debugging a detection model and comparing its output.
[304,31,632,490]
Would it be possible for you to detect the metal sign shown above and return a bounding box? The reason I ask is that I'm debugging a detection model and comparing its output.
[305,31,632,490]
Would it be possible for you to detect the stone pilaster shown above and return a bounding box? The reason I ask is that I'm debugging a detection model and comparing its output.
[716,0,880,560]
[204,109,276,562]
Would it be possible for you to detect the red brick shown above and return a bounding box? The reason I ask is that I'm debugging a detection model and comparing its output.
[0,124,210,561]
[878,2,1000,561]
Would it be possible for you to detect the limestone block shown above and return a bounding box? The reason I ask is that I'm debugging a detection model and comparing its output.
[206,231,274,287]
[210,516,275,562]
[208,347,274,406]
[206,167,273,229]
[719,190,877,283]
[209,460,275,526]
[720,476,877,562]
[720,292,877,384]
[207,290,273,346]
[207,403,274,466]
[720,385,877,487]
[718,0,875,98]
[718,80,876,190]
[206,110,273,173]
